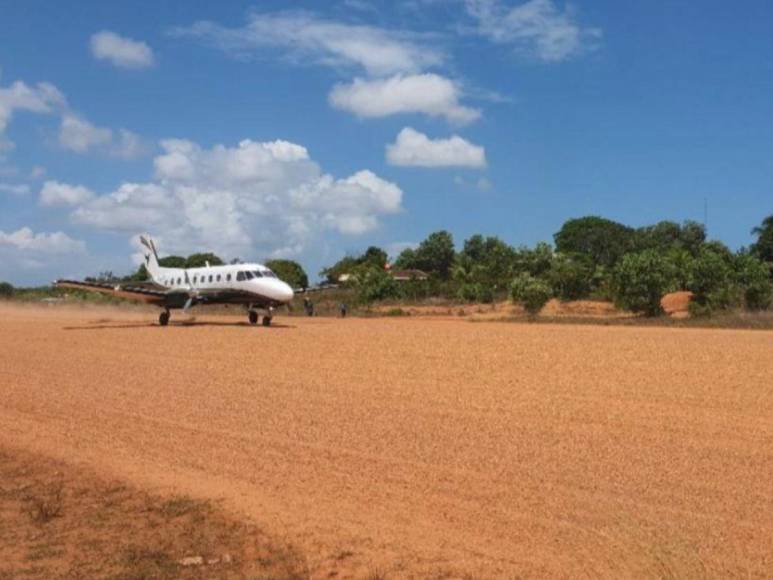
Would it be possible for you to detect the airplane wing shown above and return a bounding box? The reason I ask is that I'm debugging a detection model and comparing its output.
[55,279,172,305]
[55,279,264,309]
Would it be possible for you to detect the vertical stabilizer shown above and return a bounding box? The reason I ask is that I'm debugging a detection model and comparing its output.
[139,235,162,282]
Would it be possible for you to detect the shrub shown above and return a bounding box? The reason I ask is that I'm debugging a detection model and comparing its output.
[357,270,399,303]
[611,250,676,316]
[735,254,772,311]
[547,254,593,300]
[0,281,14,297]
[511,273,552,315]
[688,247,738,314]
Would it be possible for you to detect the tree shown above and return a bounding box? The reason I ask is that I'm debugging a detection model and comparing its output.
[634,220,706,256]
[547,254,593,301]
[0,281,14,297]
[511,273,552,315]
[751,215,773,264]
[612,250,677,316]
[734,254,772,311]
[404,231,456,278]
[513,242,554,277]
[185,252,224,268]
[361,246,388,269]
[159,255,187,268]
[687,247,737,314]
[458,235,516,289]
[358,269,399,303]
[320,246,388,284]
[265,259,309,289]
[554,216,635,268]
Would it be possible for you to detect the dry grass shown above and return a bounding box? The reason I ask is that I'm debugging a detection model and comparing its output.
[0,446,312,579]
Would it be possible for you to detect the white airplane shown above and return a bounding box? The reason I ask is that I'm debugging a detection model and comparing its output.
[56,235,294,326]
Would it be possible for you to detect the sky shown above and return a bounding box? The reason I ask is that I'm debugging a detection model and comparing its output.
[1,0,771,285]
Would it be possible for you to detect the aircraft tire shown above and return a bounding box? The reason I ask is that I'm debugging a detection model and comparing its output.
[159,311,170,326]
[262,316,272,327]
[248,310,258,325]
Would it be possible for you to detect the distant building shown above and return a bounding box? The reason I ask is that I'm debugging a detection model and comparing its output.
[389,269,429,282]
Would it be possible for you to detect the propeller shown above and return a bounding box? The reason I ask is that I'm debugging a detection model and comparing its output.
[183,270,200,314]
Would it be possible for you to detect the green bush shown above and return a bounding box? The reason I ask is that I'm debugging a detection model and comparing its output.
[611,250,676,316]
[357,270,399,303]
[0,281,14,297]
[688,247,737,314]
[511,273,552,315]
[735,254,772,311]
[547,254,593,300]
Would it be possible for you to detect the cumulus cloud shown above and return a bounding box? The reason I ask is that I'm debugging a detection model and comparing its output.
[0,77,65,153]
[71,137,403,259]
[173,11,442,76]
[90,31,155,69]
[464,0,601,62]
[0,227,85,255]
[386,127,486,168]
[329,74,480,124]
[39,180,95,206]
[58,114,146,159]
[0,183,30,195]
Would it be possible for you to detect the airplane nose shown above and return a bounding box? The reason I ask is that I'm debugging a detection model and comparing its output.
[278,281,294,303]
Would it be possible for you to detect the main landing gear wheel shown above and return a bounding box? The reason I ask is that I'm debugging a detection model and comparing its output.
[248,310,258,325]
[159,310,170,326]
[262,316,272,327]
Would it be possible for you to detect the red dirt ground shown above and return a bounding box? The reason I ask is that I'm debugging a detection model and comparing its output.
[1,303,772,578]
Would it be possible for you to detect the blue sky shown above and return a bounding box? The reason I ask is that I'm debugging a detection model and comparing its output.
[1,0,771,285]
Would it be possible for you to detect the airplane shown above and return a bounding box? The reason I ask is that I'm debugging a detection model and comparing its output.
[55,235,295,326]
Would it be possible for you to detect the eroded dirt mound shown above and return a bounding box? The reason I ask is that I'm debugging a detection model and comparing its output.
[661,291,694,318]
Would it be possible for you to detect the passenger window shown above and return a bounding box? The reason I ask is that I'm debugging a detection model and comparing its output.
[226,274,231,281]
[216,274,221,282]
[209,275,213,282]
[236,272,245,281]
[177,277,181,285]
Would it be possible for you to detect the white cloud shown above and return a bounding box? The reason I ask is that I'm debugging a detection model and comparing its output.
[0,183,30,195]
[174,11,443,76]
[464,0,601,62]
[39,180,95,206]
[329,74,480,124]
[0,227,85,254]
[59,114,112,153]
[58,114,146,159]
[0,78,65,153]
[386,127,486,168]
[90,31,155,69]
[71,137,403,259]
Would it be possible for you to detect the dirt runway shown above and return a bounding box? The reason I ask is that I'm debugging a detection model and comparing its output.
[1,303,772,578]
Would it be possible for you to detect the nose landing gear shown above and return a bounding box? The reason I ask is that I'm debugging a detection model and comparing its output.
[247,306,273,326]
[159,309,170,326]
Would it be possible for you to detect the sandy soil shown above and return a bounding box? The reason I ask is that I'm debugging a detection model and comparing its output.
[1,303,772,578]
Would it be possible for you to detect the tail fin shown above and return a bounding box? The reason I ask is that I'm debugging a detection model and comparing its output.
[139,235,162,282]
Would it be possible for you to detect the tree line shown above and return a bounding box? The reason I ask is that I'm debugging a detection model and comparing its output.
[320,214,773,316]
[1,214,771,317]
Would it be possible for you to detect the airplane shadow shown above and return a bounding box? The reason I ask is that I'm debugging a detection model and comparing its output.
[63,320,296,331]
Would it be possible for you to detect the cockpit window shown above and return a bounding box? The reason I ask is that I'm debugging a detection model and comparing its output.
[252,270,263,278]
[263,269,276,278]
[244,271,254,280]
